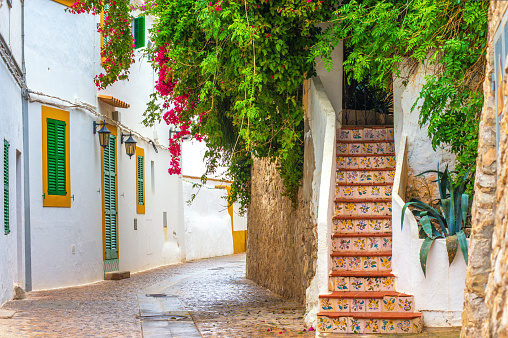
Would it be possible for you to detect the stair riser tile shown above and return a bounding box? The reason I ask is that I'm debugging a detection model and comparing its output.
[329,276,396,292]
[336,156,396,170]
[321,297,413,315]
[335,185,393,199]
[335,202,392,217]
[332,256,392,272]
[333,237,392,253]
[318,316,421,334]
[338,128,394,142]
[336,170,395,184]
[332,219,392,234]
[336,142,395,155]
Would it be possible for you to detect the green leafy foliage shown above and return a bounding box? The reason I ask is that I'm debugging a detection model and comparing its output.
[311,0,488,188]
[401,165,471,276]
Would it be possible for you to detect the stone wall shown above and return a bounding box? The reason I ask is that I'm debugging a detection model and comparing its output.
[482,2,508,336]
[460,3,499,336]
[246,129,317,303]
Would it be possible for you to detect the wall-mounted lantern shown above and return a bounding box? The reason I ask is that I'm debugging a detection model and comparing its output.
[121,132,137,159]
[93,121,111,149]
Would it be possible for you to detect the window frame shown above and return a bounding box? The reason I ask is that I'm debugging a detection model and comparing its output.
[42,106,71,208]
[136,147,145,214]
[52,0,75,7]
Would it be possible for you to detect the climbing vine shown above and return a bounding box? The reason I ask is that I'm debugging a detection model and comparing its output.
[71,0,488,209]
[311,0,488,184]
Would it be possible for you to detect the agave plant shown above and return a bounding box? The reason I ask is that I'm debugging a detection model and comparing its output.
[401,165,470,276]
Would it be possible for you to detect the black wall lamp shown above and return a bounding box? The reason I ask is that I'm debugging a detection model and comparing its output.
[93,121,111,149]
[121,132,137,158]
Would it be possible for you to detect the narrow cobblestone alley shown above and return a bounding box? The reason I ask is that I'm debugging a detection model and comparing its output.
[0,254,315,337]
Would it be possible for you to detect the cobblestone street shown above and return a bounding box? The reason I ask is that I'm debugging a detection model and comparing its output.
[0,254,315,337]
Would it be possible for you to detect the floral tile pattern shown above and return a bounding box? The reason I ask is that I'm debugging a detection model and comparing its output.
[350,277,364,291]
[397,319,413,333]
[371,156,386,169]
[398,296,414,312]
[365,277,380,291]
[355,219,368,233]
[382,238,392,251]
[381,319,396,333]
[363,128,375,140]
[383,185,393,197]
[387,142,395,153]
[364,318,381,333]
[346,156,359,169]
[348,257,362,271]
[339,129,351,141]
[353,237,367,251]
[333,257,347,271]
[320,298,334,312]
[349,318,364,334]
[333,317,349,333]
[362,143,375,154]
[336,156,346,169]
[366,298,381,312]
[335,277,350,291]
[367,237,379,252]
[342,186,355,198]
[317,316,332,333]
[337,143,348,154]
[337,238,352,252]
[336,171,346,183]
[340,219,355,233]
[374,128,386,141]
[383,219,392,233]
[351,299,366,313]
[349,143,361,154]
[412,317,423,333]
[381,277,395,291]
[382,296,396,312]
[335,299,350,311]
[369,219,383,232]
[386,156,396,167]
[360,156,372,169]
[351,129,363,140]
[375,142,386,154]
[332,218,340,232]
[387,128,394,140]
[363,256,378,270]
[379,256,392,270]
[347,171,360,183]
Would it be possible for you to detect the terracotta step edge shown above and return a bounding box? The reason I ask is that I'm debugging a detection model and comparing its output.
[331,251,392,257]
[332,232,392,238]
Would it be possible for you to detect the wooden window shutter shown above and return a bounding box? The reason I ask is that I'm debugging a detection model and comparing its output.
[3,140,9,235]
[102,4,111,47]
[47,118,67,196]
[134,16,145,49]
[137,155,144,205]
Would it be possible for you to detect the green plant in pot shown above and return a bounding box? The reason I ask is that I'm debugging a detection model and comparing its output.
[401,165,471,276]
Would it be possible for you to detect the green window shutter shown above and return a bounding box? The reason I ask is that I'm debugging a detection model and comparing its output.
[4,140,9,235]
[137,155,144,205]
[47,118,66,196]
[104,135,117,260]
[103,4,111,47]
[134,16,145,49]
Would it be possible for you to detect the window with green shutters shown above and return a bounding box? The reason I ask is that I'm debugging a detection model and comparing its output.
[133,16,145,49]
[3,140,9,235]
[104,134,117,260]
[102,4,111,47]
[137,155,144,205]
[46,118,67,196]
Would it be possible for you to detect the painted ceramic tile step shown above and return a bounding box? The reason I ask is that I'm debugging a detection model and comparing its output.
[332,236,393,253]
[317,315,422,334]
[335,185,393,199]
[332,217,392,234]
[332,254,392,272]
[336,141,395,155]
[336,155,396,170]
[328,275,396,292]
[319,295,414,314]
[334,201,392,217]
[336,170,395,184]
[332,232,392,238]
[338,127,395,142]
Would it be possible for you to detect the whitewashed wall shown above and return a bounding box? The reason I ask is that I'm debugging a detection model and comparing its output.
[183,181,233,261]
[0,0,24,306]
[24,1,185,291]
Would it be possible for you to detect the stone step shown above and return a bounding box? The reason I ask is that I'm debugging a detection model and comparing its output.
[338,127,395,143]
[336,170,395,184]
[332,254,392,272]
[337,141,395,156]
[332,232,392,238]
[335,201,392,217]
[332,217,392,234]
[335,188,393,199]
[329,275,396,292]
[332,236,393,253]
[336,155,396,170]
[316,314,422,334]
[105,270,130,280]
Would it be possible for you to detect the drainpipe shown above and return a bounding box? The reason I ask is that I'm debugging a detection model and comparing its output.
[21,0,32,292]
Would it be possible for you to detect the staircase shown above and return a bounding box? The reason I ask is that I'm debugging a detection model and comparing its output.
[317,126,423,334]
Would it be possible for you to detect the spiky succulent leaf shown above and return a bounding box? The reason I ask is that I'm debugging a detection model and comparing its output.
[441,198,451,236]
[457,230,469,266]
[420,215,435,238]
[420,237,435,277]
[446,235,458,265]
[461,194,469,228]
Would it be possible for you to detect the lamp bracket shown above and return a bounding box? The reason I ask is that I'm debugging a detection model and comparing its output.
[93,121,106,134]
[149,140,159,153]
